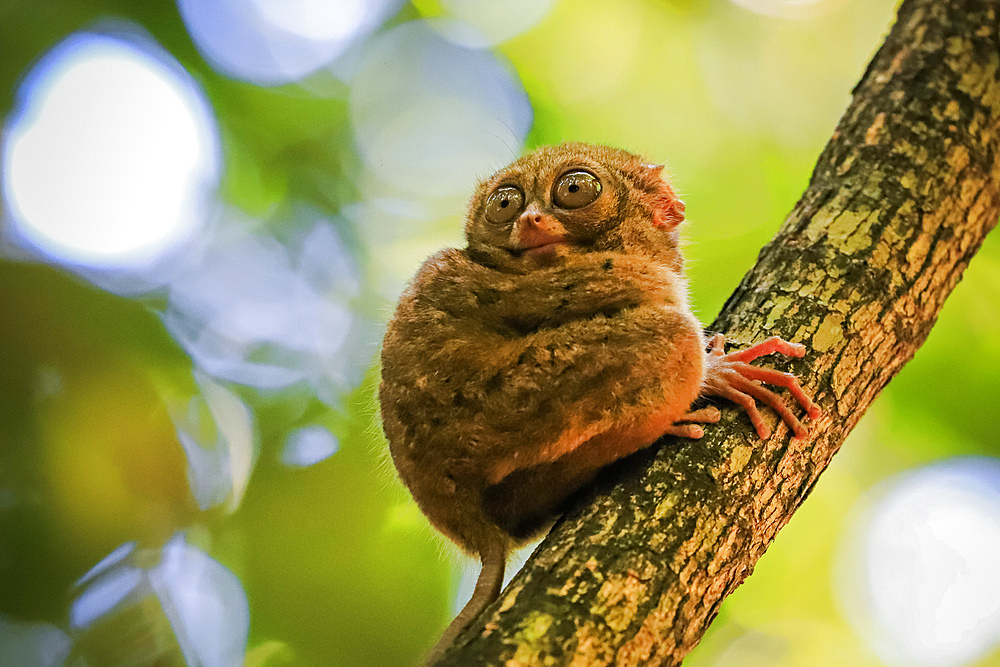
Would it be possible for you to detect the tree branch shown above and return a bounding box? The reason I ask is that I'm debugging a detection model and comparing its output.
[436,0,1000,664]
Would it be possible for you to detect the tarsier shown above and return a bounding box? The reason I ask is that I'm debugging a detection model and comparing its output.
[379,142,820,663]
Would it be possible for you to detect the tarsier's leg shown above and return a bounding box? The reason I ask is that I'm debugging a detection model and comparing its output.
[701,334,820,440]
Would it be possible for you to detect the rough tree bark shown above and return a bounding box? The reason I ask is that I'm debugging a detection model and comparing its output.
[436,0,1000,665]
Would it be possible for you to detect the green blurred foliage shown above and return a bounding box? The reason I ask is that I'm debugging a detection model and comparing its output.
[1,0,998,665]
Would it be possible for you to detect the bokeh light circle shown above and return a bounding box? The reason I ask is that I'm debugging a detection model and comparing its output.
[0,616,71,667]
[282,425,339,467]
[162,212,362,399]
[730,0,843,19]
[71,536,249,667]
[349,21,532,198]
[177,0,405,85]
[169,373,256,513]
[1,32,219,270]
[431,0,557,48]
[837,457,1000,667]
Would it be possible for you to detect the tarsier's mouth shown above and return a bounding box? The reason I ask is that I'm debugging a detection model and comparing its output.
[522,240,567,255]
[510,231,571,257]
[506,240,570,261]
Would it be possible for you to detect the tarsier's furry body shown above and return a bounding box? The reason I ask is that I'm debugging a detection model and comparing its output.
[379,143,819,663]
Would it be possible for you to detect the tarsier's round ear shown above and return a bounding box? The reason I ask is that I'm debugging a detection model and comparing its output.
[638,163,686,230]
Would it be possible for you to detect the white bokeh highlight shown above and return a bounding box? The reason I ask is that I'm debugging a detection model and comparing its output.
[282,425,339,467]
[431,0,557,48]
[349,21,532,198]
[729,0,843,19]
[0,616,71,667]
[177,0,404,85]
[162,209,366,403]
[168,373,256,513]
[837,457,1000,667]
[2,32,219,270]
[150,535,249,667]
[71,535,248,667]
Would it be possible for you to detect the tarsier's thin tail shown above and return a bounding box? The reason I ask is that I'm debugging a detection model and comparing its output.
[424,541,506,665]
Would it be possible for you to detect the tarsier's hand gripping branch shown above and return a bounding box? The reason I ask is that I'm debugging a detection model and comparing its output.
[379,142,820,664]
[701,333,821,439]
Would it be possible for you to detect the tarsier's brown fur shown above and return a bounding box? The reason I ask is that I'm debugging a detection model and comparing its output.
[379,143,819,663]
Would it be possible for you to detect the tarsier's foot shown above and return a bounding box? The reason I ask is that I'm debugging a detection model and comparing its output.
[701,333,821,440]
[662,406,721,439]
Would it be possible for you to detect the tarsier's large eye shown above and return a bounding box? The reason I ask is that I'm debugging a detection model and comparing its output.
[484,185,525,224]
[553,170,602,209]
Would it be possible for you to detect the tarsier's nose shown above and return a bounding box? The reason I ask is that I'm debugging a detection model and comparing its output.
[517,204,545,228]
[516,205,563,237]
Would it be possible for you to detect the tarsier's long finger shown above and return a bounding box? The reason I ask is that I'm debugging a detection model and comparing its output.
[662,423,705,439]
[727,373,809,439]
[726,336,806,363]
[679,406,721,424]
[710,373,771,440]
[734,363,822,419]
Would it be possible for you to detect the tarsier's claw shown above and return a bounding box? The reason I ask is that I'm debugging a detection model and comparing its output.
[702,334,819,440]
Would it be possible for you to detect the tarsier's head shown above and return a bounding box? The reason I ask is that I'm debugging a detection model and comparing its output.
[465,142,686,272]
